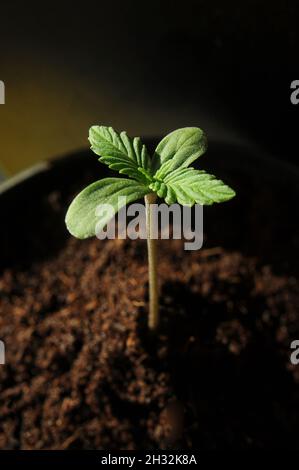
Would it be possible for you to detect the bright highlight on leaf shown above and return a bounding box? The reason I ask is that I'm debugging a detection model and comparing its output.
[65,125,236,331]
[152,127,208,178]
[66,177,148,239]
[89,126,152,184]
[149,167,236,206]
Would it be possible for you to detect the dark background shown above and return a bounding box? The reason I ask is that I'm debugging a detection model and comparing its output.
[0,0,298,172]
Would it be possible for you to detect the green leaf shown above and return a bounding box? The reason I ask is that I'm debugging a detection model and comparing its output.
[65,178,149,239]
[149,167,236,206]
[89,126,152,184]
[152,127,208,179]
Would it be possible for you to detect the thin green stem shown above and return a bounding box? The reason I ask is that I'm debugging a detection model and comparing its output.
[145,193,159,330]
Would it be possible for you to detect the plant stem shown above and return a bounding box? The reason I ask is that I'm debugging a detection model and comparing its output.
[145,193,159,330]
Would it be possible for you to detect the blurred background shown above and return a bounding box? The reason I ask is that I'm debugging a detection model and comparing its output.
[0,0,298,176]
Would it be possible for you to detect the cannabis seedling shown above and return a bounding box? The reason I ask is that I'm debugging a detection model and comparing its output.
[65,126,235,330]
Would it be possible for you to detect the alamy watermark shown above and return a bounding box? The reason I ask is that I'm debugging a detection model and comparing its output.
[0,340,5,365]
[0,81,5,104]
[290,340,299,365]
[290,80,299,105]
[95,198,203,250]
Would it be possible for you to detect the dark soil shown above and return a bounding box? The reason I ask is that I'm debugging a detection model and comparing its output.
[0,144,299,449]
[1,233,299,449]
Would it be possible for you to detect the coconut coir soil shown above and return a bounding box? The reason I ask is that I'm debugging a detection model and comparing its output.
[1,232,299,449]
